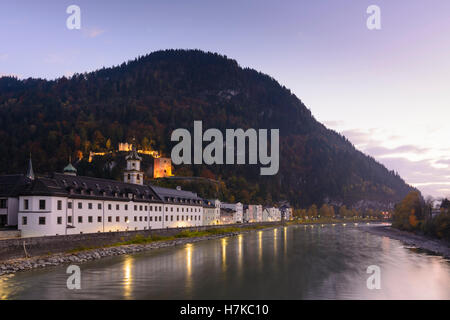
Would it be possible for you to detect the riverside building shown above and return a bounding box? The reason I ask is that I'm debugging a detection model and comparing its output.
[1,147,204,237]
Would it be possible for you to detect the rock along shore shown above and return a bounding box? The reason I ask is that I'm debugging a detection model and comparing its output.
[0,231,244,276]
[361,225,450,259]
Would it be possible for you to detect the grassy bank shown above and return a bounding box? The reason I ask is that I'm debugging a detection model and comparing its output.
[286,217,386,226]
[67,225,272,254]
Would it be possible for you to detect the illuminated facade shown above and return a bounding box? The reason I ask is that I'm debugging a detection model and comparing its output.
[153,157,172,178]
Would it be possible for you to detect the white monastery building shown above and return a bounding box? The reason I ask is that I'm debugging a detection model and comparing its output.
[0,149,292,238]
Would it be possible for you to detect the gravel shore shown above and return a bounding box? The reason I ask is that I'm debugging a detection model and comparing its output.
[361,225,450,259]
[0,232,241,276]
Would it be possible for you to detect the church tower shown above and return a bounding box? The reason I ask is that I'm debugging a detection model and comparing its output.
[63,157,77,176]
[123,142,144,185]
[26,154,35,180]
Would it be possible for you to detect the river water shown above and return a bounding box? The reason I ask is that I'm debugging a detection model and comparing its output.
[1,223,449,300]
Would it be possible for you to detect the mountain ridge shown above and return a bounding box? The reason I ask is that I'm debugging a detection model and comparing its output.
[0,49,415,209]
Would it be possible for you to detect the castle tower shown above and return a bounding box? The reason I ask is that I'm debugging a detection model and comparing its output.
[123,142,143,185]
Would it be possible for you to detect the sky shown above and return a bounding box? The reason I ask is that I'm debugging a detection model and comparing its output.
[1,0,449,198]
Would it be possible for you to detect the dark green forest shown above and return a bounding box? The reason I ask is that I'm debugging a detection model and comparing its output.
[0,49,414,208]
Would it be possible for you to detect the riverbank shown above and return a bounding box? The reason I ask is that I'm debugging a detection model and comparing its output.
[362,225,450,259]
[0,225,274,276]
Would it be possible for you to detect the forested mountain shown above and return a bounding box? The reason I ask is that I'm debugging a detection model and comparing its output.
[0,49,414,209]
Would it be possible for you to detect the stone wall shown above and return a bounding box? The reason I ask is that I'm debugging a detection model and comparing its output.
[0,222,280,261]
[0,230,21,240]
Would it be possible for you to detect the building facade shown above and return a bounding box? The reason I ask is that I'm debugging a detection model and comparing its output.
[220,202,243,223]
[151,186,203,228]
[243,204,263,223]
[202,199,220,225]
[13,151,203,237]
[262,206,281,222]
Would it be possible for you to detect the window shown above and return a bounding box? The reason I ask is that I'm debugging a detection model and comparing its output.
[150,206,153,211]
[78,202,82,209]
[68,216,72,224]
[125,205,128,211]
[57,200,62,210]
[165,215,168,221]
[149,216,153,222]
[108,216,112,222]
[0,199,7,209]
[68,202,72,209]
[170,215,173,221]
[116,216,120,222]
[128,174,131,180]
[98,216,102,223]
[116,204,120,210]
[88,203,93,210]
[134,205,137,211]
[144,217,147,222]
[134,216,137,222]
[125,217,129,223]
[145,206,148,211]
[88,216,93,223]
[98,204,102,210]
[39,200,46,210]
[78,216,83,223]
[108,204,112,210]
[24,199,29,210]
[57,217,62,224]
[22,216,27,225]
[139,216,143,222]
[140,205,143,211]
[177,215,179,221]
[39,217,46,225]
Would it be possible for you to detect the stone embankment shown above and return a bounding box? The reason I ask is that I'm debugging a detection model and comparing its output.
[0,232,240,276]
[362,225,450,258]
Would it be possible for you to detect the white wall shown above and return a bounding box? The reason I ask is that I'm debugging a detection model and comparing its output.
[163,204,203,228]
[18,195,205,237]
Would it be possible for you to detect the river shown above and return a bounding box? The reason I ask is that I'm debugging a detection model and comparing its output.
[1,223,449,299]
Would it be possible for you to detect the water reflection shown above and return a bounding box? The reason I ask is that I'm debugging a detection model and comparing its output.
[283,227,287,258]
[1,224,450,300]
[221,238,227,272]
[237,234,243,273]
[273,228,278,257]
[185,244,193,294]
[123,256,133,299]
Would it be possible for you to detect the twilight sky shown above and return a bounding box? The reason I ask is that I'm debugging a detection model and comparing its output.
[1,0,449,198]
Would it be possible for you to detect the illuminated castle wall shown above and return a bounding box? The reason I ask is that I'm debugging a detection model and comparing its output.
[153,158,173,178]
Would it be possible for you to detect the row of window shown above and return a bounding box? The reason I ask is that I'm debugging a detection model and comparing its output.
[22,199,202,214]
[23,199,47,210]
[25,214,201,225]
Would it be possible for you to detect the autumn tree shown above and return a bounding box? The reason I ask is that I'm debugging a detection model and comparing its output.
[307,204,318,219]
[393,191,423,231]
